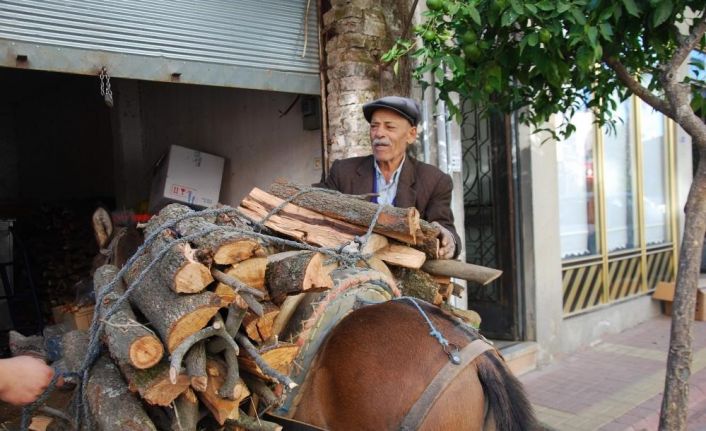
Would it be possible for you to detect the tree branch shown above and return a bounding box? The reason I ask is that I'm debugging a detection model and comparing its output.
[666,11,706,80]
[602,55,672,116]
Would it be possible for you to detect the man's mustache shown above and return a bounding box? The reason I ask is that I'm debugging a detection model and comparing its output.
[372,139,390,146]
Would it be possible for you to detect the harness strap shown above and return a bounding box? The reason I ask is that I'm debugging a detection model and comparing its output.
[398,339,494,431]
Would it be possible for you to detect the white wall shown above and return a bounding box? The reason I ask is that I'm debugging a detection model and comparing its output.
[113,80,323,209]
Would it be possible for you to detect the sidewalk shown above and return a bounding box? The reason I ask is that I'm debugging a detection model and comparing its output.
[518,316,706,431]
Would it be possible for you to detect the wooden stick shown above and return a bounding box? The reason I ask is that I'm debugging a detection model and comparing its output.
[225,410,283,431]
[421,259,503,285]
[184,340,208,392]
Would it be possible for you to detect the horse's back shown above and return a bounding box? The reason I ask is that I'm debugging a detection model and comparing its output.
[292,300,489,430]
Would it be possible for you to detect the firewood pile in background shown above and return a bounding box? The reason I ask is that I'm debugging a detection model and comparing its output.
[17,181,498,431]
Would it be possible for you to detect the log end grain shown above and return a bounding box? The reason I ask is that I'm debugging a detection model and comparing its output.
[130,335,165,369]
[174,262,214,293]
[213,239,263,265]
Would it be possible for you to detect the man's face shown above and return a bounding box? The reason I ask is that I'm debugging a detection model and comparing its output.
[370,108,417,165]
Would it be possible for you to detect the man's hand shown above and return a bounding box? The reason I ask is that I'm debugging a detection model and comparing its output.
[431,221,456,259]
[0,356,54,405]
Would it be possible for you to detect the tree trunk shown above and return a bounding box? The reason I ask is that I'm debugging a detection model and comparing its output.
[125,254,223,352]
[86,355,157,431]
[660,149,706,430]
[94,265,164,369]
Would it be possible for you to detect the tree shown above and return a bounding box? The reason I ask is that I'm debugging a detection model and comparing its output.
[385,0,706,429]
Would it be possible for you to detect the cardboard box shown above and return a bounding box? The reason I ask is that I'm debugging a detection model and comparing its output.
[51,304,95,330]
[149,145,225,213]
[653,281,706,321]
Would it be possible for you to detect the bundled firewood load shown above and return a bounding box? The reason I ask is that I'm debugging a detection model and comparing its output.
[30,182,500,431]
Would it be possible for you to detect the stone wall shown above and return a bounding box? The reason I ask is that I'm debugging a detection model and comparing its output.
[323,0,411,163]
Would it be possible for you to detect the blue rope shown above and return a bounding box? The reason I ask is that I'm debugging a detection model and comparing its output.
[394,296,461,364]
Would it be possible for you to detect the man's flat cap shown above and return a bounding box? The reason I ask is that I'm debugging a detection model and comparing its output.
[363,96,421,126]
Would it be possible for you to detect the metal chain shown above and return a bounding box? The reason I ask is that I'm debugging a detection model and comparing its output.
[99,67,114,108]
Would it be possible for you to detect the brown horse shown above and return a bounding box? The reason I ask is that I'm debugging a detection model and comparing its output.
[289,299,537,431]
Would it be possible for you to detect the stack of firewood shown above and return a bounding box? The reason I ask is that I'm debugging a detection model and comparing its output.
[40,182,498,431]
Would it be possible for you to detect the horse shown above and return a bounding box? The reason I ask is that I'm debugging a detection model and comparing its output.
[287,299,537,431]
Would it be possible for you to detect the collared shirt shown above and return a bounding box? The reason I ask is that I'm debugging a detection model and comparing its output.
[373,155,405,206]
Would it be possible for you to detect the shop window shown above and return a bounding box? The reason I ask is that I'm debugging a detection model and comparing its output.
[602,98,639,253]
[557,95,676,315]
[557,109,599,259]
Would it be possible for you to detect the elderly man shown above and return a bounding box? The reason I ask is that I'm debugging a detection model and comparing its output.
[320,96,461,259]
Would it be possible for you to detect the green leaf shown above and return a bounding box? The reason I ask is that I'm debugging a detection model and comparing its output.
[652,0,673,27]
[599,23,614,40]
[467,5,482,26]
[510,0,524,15]
[621,0,641,17]
[501,9,520,27]
[525,3,538,13]
[576,45,593,72]
[527,32,539,47]
[587,26,599,47]
[536,1,555,11]
[570,9,587,25]
[393,60,399,75]
[557,2,571,13]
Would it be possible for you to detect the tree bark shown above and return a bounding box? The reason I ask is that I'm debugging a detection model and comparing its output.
[391,267,442,305]
[125,253,223,352]
[660,148,706,430]
[86,355,157,431]
[185,340,208,392]
[265,251,335,304]
[119,361,190,406]
[170,388,200,431]
[95,264,164,369]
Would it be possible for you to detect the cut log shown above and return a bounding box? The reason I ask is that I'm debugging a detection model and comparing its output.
[237,343,299,382]
[170,388,200,431]
[268,181,420,244]
[198,359,250,425]
[239,190,360,248]
[125,253,223,352]
[374,244,427,269]
[175,211,264,265]
[94,264,163,369]
[392,267,442,305]
[360,233,389,255]
[421,259,503,285]
[242,302,280,344]
[61,330,89,374]
[86,355,157,431]
[241,373,281,410]
[119,361,190,406]
[265,251,334,305]
[146,229,213,294]
[218,257,269,294]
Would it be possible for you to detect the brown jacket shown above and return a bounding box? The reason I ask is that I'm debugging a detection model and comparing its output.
[319,155,461,258]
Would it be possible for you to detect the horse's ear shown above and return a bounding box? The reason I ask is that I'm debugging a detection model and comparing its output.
[92,207,113,249]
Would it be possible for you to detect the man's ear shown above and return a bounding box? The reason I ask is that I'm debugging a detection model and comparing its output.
[408,126,418,143]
